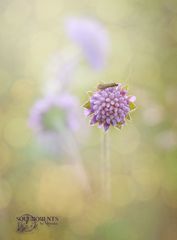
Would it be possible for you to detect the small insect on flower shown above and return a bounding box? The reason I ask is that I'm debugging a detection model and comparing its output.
[83,82,136,131]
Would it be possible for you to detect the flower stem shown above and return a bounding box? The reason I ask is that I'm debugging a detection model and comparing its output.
[101,132,111,200]
[57,127,91,193]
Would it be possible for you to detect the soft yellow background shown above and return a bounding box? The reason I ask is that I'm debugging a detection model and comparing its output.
[0,0,177,239]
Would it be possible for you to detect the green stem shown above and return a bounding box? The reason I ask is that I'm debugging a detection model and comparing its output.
[56,125,91,192]
[101,132,111,200]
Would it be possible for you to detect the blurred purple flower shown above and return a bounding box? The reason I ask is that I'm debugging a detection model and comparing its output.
[83,83,136,131]
[29,94,91,190]
[29,94,80,134]
[65,17,110,70]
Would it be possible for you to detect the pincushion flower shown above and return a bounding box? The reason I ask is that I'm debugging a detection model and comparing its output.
[65,17,110,70]
[29,94,81,135]
[83,83,136,131]
[29,95,90,190]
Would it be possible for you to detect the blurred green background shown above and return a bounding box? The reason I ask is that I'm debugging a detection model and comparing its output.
[0,0,177,239]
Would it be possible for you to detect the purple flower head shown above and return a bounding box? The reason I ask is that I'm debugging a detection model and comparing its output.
[65,17,110,70]
[83,83,136,131]
[29,94,80,135]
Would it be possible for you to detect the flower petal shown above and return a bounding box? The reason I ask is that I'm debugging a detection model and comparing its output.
[84,108,92,116]
[103,123,110,131]
[90,115,97,125]
[129,96,136,102]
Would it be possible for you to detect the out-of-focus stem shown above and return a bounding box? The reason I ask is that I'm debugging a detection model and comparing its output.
[101,132,111,200]
[59,127,91,193]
